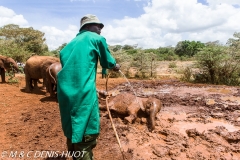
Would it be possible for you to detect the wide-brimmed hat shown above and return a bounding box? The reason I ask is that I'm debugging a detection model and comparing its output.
[80,14,104,30]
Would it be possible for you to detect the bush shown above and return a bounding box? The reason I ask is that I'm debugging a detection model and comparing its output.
[168,62,177,68]
[195,44,240,85]
[180,67,193,82]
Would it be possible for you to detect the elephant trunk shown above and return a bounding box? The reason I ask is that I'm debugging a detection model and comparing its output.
[13,63,19,73]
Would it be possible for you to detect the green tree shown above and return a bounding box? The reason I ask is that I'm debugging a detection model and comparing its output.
[175,40,205,57]
[0,39,31,62]
[111,45,122,52]
[131,50,157,78]
[195,40,240,85]
[50,43,67,57]
[156,47,178,61]
[0,24,47,55]
[108,47,133,78]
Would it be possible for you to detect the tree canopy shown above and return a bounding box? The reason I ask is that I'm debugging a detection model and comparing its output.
[0,24,48,61]
[174,40,205,57]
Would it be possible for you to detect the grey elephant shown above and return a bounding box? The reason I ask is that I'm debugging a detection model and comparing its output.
[24,55,59,92]
[98,91,162,131]
[45,62,62,97]
[0,55,19,83]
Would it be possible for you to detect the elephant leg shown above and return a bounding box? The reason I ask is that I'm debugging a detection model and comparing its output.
[30,78,34,89]
[25,75,32,92]
[149,111,157,131]
[49,82,56,97]
[124,114,136,124]
[41,78,46,90]
[0,68,6,83]
[32,79,40,91]
[148,102,161,131]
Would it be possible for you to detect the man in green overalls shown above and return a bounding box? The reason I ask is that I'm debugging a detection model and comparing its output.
[57,14,120,160]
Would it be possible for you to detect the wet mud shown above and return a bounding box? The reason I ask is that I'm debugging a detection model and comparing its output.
[96,80,240,160]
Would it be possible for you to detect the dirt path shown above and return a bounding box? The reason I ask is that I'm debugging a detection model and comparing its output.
[0,74,240,160]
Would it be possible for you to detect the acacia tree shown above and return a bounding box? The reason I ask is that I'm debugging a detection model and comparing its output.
[108,46,133,77]
[0,24,48,61]
[131,50,157,78]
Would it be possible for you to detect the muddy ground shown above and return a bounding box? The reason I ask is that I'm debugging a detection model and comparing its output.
[0,74,240,160]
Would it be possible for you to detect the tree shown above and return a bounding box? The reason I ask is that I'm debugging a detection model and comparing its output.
[131,50,157,78]
[175,40,205,57]
[122,44,135,50]
[0,39,31,62]
[111,45,122,52]
[195,40,240,85]
[0,24,47,55]
[50,43,67,57]
[108,47,133,78]
[156,47,178,61]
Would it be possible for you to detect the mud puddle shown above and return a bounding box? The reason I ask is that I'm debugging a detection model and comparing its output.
[97,81,240,159]
[173,119,240,136]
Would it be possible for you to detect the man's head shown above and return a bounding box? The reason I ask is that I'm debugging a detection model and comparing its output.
[80,14,104,35]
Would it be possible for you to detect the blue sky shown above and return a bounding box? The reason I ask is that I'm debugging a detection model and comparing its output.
[1,0,147,28]
[1,0,240,50]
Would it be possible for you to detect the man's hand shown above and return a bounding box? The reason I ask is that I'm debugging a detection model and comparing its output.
[112,64,120,72]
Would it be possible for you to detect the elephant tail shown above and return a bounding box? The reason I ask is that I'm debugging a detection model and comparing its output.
[49,64,57,84]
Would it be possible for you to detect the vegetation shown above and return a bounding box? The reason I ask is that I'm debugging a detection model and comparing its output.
[0,24,55,62]
[175,40,205,57]
[0,23,239,85]
[168,62,177,68]
[193,33,240,85]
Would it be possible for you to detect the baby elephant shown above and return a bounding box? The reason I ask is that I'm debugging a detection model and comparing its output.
[143,97,162,130]
[45,62,62,97]
[98,91,162,131]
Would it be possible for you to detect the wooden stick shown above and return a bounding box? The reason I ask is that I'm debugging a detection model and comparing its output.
[105,72,126,160]
[105,96,126,160]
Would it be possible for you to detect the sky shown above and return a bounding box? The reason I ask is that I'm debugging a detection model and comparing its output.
[1,0,240,50]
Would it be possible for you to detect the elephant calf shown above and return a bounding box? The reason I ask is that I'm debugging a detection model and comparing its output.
[45,62,62,97]
[24,55,59,92]
[98,91,162,131]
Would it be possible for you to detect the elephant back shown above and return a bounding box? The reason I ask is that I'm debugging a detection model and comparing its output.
[24,56,59,79]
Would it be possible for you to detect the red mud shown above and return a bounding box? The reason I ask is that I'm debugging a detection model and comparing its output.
[0,74,240,160]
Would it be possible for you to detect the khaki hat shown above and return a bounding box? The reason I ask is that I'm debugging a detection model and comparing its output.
[80,14,104,30]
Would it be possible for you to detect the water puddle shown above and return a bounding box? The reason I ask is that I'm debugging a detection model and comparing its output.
[207,88,232,94]
[173,119,240,136]
[140,88,171,95]
[159,112,187,121]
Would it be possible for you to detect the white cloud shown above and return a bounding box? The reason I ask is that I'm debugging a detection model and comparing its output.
[206,0,240,7]
[102,0,240,48]
[0,6,28,27]
[40,25,78,50]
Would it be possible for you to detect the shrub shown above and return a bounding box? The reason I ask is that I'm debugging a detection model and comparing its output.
[195,44,240,85]
[168,62,177,68]
[180,67,193,82]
